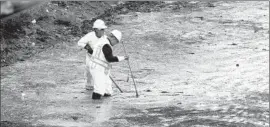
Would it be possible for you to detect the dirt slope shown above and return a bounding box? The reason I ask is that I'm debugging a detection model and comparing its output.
[0,1,114,67]
[1,1,269,127]
[0,1,163,67]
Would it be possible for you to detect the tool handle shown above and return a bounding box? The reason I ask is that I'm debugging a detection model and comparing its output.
[121,41,139,97]
[110,76,123,93]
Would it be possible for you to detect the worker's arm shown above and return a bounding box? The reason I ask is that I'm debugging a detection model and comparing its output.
[103,44,127,62]
[78,34,90,47]
[78,32,95,48]
[78,32,94,54]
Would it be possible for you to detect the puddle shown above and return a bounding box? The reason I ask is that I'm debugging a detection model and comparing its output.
[112,105,266,126]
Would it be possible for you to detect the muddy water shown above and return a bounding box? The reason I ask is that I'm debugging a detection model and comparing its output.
[1,1,269,127]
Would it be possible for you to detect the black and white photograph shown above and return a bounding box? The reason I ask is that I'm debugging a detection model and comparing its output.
[1,1,269,127]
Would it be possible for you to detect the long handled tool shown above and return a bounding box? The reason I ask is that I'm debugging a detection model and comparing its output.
[110,76,123,93]
[121,41,139,97]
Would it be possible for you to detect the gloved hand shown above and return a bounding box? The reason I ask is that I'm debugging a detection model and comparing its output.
[84,44,93,54]
[124,56,129,60]
[117,56,129,61]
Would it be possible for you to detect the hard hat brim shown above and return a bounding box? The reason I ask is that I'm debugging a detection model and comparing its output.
[93,25,107,29]
[111,30,122,42]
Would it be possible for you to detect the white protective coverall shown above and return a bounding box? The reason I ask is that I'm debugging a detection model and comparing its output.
[77,31,107,89]
[89,37,114,95]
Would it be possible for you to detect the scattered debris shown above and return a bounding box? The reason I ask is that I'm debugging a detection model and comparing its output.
[252,24,263,33]
[126,75,129,82]
[207,2,215,7]
[17,56,25,61]
[31,19,36,24]
[163,123,169,126]
[96,106,101,108]
[54,19,71,26]
[172,94,180,96]
[21,91,25,100]
[194,16,204,20]
[208,32,214,35]
[161,91,169,93]
[176,92,184,93]
[231,43,237,45]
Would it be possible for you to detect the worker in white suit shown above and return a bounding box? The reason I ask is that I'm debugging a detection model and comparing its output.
[77,19,107,90]
[90,30,128,99]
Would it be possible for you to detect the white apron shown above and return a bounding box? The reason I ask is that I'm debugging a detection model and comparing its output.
[84,33,107,89]
[90,38,113,95]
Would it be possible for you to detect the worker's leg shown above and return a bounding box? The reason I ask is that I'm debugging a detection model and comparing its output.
[91,70,106,99]
[85,66,94,90]
[104,75,113,96]
[85,55,94,90]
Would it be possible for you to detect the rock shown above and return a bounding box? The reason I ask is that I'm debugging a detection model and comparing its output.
[236,64,239,67]
[40,45,44,49]
[17,56,25,61]
[55,34,61,38]
[207,3,215,7]
[96,106,101,108]
[71,116,78,121]
[194,16,204,20]
[163,123,169,126]
[146,89,151,92]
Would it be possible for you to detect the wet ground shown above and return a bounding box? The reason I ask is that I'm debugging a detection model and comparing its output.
[1,1,269,127]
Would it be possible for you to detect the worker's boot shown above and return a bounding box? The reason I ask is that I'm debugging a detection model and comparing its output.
[92,92,101,99]
[104,93,111,97]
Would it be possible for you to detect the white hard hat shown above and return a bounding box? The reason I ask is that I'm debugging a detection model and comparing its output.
[93,19,107,29]
[111,30,122,42]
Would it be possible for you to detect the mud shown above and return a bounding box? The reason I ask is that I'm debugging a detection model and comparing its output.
[1,1,269,127]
